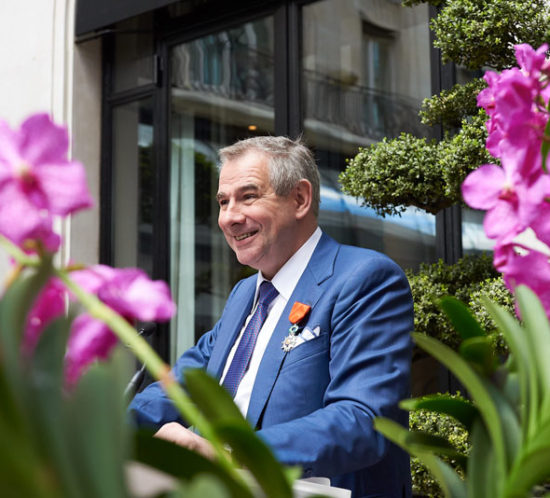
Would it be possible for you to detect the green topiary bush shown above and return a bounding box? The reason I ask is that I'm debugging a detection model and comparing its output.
[406,253,513,353]
[420,79,486,130]
[339,110,494,217]
[409,393,471,498]
[432,0,550,70]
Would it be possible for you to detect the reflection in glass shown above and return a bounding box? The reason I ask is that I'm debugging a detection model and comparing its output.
[462,207,494,255]
[303,0,436,271]
[112,99,154,274]
[169,17,275,360]
[113,14,154,92]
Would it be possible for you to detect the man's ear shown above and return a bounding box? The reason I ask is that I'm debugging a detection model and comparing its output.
[293,179,313,220]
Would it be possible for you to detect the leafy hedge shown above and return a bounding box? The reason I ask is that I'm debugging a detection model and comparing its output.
[339,110,494,217]
[406,254,514,354]
[409,393,470,498]
[419,79,486,130]
[432,0,550,70]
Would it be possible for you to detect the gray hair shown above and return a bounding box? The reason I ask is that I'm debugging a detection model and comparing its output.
[219,136,321,216]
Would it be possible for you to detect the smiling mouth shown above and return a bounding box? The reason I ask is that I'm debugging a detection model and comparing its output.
[235,231,258,241]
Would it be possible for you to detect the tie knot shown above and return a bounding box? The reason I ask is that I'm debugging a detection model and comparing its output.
[258,281,278,308]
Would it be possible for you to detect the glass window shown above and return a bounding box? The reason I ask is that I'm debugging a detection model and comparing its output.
[111,99,154,274]
[462,207,494,255]
[113,14,154,92]
[303,0,436,271]
[169,16,275,361]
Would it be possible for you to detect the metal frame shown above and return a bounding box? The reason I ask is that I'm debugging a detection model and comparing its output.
[428,4,463,264]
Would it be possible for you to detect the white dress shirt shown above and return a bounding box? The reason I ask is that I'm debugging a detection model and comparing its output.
[220,227,323,416]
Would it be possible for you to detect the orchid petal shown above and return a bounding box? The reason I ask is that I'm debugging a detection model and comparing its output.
[19,113,69,166]
[96,268,176,322]
[0,181,53,247]
[484,200,521,240]
[461,165,505,210]
[66,314,118,386]
[37,160,93,215]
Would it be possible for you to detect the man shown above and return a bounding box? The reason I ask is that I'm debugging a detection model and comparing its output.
[129,136,414,497]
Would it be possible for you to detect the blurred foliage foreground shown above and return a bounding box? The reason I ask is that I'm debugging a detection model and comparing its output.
[0,262,301,498]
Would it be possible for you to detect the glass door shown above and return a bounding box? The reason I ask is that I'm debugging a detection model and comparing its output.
[169,16,275,361]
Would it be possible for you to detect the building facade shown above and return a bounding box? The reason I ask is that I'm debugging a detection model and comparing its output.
[0,0,487,380]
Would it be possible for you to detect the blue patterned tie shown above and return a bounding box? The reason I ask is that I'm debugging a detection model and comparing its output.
[222,281,279,398]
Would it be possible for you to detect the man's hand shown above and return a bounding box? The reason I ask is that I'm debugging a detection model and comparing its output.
[154,422,215,460]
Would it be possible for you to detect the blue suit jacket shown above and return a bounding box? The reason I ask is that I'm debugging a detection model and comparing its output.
[130,234,414,497]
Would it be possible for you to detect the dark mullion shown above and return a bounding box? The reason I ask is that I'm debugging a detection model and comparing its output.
[430,3,462,265]
[100,34,115,266]
[274,1,302,138]
[287,1,302,138]
[152,38,171,362]
[274,4,290,136]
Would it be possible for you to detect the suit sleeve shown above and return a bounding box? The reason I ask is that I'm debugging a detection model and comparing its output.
[128,280,244,429]
[256,254,413,478]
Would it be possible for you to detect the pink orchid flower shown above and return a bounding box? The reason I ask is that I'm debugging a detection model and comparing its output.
[493,243,550,318]
[461,161,550,243]
[65,265,176,384]
[515,43,549,83]
[21,264,176,385]
[0,114,93,251]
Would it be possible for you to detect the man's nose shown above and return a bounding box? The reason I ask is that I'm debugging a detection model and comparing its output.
[219,202,246,226]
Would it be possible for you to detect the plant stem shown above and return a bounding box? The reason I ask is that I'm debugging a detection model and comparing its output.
[0,235,40,267]
[56,269,239,477]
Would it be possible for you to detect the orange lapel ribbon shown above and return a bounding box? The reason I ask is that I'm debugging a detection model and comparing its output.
[289,301,311,324]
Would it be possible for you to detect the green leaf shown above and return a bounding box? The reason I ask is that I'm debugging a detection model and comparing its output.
[482,297,532,441]
[525,417,550,455]
[439,296,487,340]
[486,381,521,467]
[467,418,498,497]
[501,370,520,409]
[507,446,550,497]
[400,395,478,431]
[0,262,53,390]
[403,431,468,471]
[184,369,294,497]
[515,286,550,424]
[459,336,498,376]
[183,369,249,428]
[170,474,232,498]
[216,424,294,498]
[133,431,253,498]
[374,417,466,498]
[413,333,508,478]
[0,382,55,498]
[64,348,133,498]
[26,317,81,497]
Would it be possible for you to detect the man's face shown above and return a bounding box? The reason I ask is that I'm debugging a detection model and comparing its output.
[217,149,300,279]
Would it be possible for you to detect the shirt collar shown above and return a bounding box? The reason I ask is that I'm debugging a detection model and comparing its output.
[256,227,322,301]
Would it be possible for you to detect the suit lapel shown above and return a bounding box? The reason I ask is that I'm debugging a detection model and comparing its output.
[206,277,256,378]
[246,233,339,428]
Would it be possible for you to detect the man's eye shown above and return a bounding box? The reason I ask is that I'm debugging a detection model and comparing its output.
[218,199,228,207]
[244,194,257,201]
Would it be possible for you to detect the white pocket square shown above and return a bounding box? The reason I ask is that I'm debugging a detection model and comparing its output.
[281,326,321,352]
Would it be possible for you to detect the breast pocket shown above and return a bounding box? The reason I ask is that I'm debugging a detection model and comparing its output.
[282,332,330,368]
